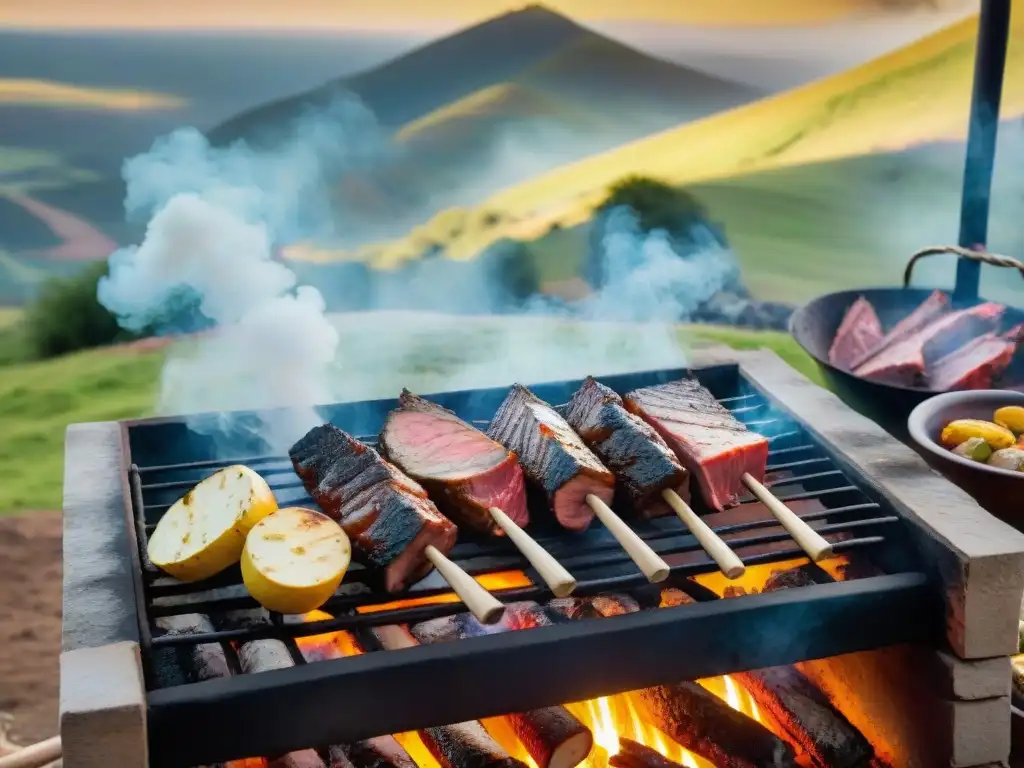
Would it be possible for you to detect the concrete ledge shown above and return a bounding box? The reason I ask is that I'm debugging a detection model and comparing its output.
[62,421,139,652]
[59,642,147,768]
[933,650,1011,701]
[692,347,1024,659]
[945,696,1012,767]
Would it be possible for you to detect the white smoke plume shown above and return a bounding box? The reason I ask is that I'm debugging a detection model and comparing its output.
[98,92,744,452]
[97,96,387,452]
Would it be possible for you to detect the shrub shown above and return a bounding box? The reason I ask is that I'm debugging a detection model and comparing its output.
[22,262,132,359]
[598,175,708,237]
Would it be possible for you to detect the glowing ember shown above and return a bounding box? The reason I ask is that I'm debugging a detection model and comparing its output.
[291,602,779,768]
[355,571,532,614]
[692,555,850,597]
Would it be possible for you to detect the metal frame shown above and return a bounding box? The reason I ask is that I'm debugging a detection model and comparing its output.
[956,0,1013,300]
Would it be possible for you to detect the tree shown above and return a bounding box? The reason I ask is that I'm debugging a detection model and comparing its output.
[597,175,709,238]
[23,262,131,359]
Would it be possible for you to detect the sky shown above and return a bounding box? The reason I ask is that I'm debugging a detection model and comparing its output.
[0,0,977,32]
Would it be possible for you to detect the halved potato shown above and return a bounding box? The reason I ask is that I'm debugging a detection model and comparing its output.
[241,507,351,614]
[148,465,278,582]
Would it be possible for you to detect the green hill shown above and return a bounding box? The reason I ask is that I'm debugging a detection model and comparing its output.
[350,9,1024,269]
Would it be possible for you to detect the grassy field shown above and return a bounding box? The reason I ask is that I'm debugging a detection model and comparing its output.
[0,321,820,514]
[341,8,1024,269]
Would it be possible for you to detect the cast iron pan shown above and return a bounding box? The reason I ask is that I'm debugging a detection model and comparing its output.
[789,245,1024,441]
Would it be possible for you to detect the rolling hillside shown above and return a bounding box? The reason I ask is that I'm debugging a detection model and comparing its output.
[346,8,1023,268]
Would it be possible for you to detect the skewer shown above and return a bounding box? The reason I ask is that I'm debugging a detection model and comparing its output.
[424,545,507,624]
[741,473,833,562]
[585,495,670,583]
[488,507,578,597]
[660,489,745,579]
[0,736,61,768]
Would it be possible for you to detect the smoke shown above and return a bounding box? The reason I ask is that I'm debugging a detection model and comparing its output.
[98,91,743,454]
[98,95,387,452]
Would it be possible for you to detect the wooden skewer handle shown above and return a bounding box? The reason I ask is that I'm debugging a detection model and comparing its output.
[0,736,61,768]
[586,495,670,583]
[425,545,506,625]
[489,507,578,598]
[741,473,834,562]
[661,490,745,580]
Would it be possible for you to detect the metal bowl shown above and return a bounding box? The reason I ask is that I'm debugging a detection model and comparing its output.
[788,246,1024,441]
[907,389,1024,523]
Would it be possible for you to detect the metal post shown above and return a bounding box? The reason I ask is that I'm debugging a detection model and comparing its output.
[955,0,1012,300]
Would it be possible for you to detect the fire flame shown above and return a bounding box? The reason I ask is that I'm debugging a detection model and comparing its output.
[355,570,531,614]
[692,555,850,597]
[288,565,802,768]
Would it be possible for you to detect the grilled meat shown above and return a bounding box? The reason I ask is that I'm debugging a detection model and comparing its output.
[487,384,614,531]
[563,377,690,518]
[829,297,883,370]
[847,290,949,370]
[624,378,769,511]
[379,390,528,535]
[289,424,457,593]
[930,326,1019,391]
[854,301,1004,385]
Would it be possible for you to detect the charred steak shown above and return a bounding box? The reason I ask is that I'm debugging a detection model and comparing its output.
[289,424,457,593]
[624,378,769,512]
[829,296,883,370]
[564,376,690,518]
[487,384,614,531]
[379,389,528,535]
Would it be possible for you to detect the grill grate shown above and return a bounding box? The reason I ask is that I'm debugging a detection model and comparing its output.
[119,364,936,767]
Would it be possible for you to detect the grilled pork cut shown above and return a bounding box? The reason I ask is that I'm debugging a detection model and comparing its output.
[289,424,457,593]
[624,378,769,512]
[488,384,614,531]
[379,390,528,535]
[829,296,883,369]
[564,376,690,518]
[847,289,950,370]
[854,301,1005,386]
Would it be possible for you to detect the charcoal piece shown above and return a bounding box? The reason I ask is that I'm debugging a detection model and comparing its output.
[634,683,796,768]
[609,738,686,768]
[421,721,529,768]
[734,666,873,768]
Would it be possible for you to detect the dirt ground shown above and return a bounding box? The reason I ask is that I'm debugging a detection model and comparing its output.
[0,511,62,748]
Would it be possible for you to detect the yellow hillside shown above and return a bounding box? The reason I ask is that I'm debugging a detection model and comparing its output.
[355,8,1024,266]
[396,83,593,143]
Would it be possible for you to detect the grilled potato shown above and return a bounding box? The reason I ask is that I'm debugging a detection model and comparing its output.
[940,419,1016,450]
[148,465,278,582]
[241,507,351,614]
